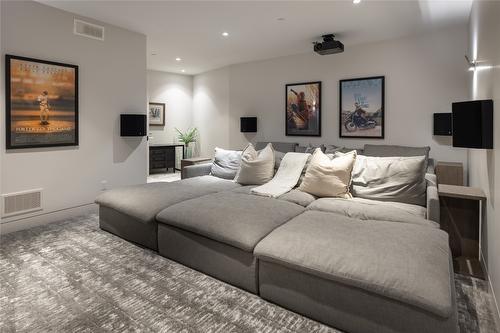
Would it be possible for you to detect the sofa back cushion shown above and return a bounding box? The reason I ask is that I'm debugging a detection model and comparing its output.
[255,141,297,153]
[364,144,430,160]
[210,147,242,179]
[351,155,427,206]
[299,149,356,198]
[235,143,275,185]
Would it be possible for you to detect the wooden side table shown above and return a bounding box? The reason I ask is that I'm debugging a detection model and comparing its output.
[438,184,486,279]
[435,162,464,186]
[181,157,212,179]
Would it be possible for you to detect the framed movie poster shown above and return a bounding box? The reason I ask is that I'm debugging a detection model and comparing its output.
[6,55,78,149]
[339,76,384,139]
[285,81,321,136]
[148,102,165,126]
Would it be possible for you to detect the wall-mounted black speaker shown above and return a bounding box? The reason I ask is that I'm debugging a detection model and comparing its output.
[240,117,257,133]
[433,113,452,136]
[452,100,493,149]
[120,114,146,137]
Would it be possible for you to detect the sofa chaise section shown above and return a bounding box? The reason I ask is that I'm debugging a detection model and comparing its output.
[155,191,304,293]
[255,210,458,333]
[95,176,240,250]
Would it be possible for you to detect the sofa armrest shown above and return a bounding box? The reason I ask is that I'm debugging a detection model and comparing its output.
[426,173,440,224]
[182,162,212,179]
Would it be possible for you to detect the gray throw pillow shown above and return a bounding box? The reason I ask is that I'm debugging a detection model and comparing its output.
[351,155,427,206]
[210,147,242,179]
[295,144,325,154]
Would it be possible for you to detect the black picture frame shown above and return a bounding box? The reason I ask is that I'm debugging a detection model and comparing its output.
[148,102,166,126]
[339,76,385,139]
[6,54,79,149]
[285,81,321,137]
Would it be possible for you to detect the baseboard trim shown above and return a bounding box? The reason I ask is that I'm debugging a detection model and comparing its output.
[481,249,500,322]
[0,203,98,234]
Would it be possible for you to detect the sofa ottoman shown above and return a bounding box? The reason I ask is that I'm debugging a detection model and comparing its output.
[155,191,304,293]
[95,176,240,250]
[254,210,458,333]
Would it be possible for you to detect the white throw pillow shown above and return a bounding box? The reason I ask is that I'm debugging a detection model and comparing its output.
[299,149,357,198]
[210,147,242,179]
[235,143,275,185]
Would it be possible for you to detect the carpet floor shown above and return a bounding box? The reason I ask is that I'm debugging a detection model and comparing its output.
[1,214,499,333]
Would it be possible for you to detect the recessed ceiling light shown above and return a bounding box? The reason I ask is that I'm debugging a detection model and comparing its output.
[277,17,285,21]
[222,32,229,37]
[181,69,186,73]
[151,52,157,56]
[175,57,182,61]
[353,0,361,4]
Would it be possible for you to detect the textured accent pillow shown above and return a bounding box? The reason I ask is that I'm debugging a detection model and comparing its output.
[295,144,325,154]
[235,143,275,185]
[351,155,427,206]
[298,149,357,198]
[210,147,242,179]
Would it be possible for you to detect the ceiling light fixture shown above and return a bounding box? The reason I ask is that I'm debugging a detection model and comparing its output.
[175,57,182,61]
[181,69,186,73]
[353,0,361,4]
[277,17,285,21]
[222,32,229,37]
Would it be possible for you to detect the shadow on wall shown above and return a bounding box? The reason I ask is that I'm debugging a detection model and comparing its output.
[113,115,144,163]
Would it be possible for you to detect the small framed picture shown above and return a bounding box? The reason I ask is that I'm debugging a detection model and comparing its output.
[148,102,165,126]
[339,76,385,139]
[6,54,79,149]
[285,81,321,136]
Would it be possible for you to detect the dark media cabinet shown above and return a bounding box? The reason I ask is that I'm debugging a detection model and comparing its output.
[149,144,184,174]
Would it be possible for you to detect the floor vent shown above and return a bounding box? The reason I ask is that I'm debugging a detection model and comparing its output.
[2,189,43,217]
[74,19,105,41]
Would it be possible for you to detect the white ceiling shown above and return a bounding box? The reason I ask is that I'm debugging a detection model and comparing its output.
[39,0,473,75]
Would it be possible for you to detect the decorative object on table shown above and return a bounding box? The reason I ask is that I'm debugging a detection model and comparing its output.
[240,117,257,133]
[175,127,198,158]
[452,99,493,149]
[148,102,165,126]
[285,81,321,137]
[5,54,78,149]
[438,184,486,279]
[181,157,212,179]
[339,76,384,139]
[435,161,464,186]
[120,114,146,137]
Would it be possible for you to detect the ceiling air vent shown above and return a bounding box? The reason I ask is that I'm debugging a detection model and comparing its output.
[2,189,43,217]
[74,19,104,41]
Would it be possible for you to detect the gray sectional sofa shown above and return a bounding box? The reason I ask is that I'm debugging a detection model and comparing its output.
[95,143,457,333]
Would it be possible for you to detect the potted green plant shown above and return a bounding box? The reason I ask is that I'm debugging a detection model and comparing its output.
[175,127,198,158]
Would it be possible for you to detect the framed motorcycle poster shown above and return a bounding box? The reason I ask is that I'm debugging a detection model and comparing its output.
[339,76,384,139]
[6,54,79,149]
[285,81,321,136]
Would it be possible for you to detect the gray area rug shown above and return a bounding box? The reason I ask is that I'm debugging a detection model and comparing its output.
[1,214,499,333]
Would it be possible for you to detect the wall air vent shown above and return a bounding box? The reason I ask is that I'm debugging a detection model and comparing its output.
[74,19,105,41]
[2,189,43,217]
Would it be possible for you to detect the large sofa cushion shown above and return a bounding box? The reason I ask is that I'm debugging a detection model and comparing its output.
[307,197,436,228]
[255,141,297,153]
[235,143,275,185]
[156,192,304,252]
[351,155,427,206]
[210,147,242,179]
[255,210,453,318]
[95,175,240,224]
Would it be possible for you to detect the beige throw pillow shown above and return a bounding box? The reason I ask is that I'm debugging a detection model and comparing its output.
[299,149,357,198]
[235,143,275,185]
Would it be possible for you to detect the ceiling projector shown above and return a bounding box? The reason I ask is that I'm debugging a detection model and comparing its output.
[314,34,344,55]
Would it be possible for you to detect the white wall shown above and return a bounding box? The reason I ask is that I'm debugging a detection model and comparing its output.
[194,26,469,168]
[468,0,500,317]
[193,67,230,157]
[0,1,147,231]
[147,70,193,144]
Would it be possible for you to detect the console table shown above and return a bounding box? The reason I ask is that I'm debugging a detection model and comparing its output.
[149,144,184,174]
[438,184,486,279]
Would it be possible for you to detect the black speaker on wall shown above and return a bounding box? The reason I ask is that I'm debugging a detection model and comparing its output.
[240,117,257,133]
[433,113,452,136]
[120,114,146,137]
[452,100,493,149]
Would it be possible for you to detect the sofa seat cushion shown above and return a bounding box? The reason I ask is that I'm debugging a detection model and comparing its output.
[255,210,453,318]
[95,175,240,224]
[307,197,437,228]
[231,186,316,207]
[156,192,304,252]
